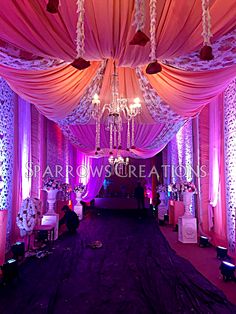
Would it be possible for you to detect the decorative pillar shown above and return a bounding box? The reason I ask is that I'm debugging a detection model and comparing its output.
[224,79,236,254]
[178,191,197,243]
[0,78,15,253]
[74,192,83,220]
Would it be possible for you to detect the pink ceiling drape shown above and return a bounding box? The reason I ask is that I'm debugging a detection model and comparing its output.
[0,61,235,121]
[146,63,236,117]
[0,0,235,64]
[0,62,101,120]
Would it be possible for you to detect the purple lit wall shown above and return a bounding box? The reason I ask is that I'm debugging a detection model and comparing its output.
[224,78,236,254]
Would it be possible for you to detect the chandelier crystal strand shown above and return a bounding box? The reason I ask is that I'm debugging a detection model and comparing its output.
[118,124,122,148]
[133,0,145,31]
[131,117,135,148]
[149,0,157,61]
[201,0,212,45]
[95,119,101,151]
[114,126,117,148]
[109,123,113,153]
[76,0,85,58]
[127,119,130,150]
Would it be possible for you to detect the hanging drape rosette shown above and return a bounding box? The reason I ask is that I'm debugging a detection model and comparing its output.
[130,0,150,46]
[200,0,214,60]
[146,0,162,74]
[71,0,91,70]
[46,0,60,14]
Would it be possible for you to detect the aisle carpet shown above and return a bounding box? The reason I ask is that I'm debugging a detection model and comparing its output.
[0,209,236,314]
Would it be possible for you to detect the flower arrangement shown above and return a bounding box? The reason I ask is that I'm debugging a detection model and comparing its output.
[61,183,72,193]
[61,183,72,200]
[181,181,197,193]
[74,183,86,193]
[157,184,167,192]
[168,183,182,193]
[43,177,61,191]
[16,198,42,235]
[168,182,197,193]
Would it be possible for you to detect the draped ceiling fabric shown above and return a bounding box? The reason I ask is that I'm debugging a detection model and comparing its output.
[0,0,235,158]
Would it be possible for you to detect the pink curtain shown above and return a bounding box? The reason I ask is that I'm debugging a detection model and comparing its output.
[31,105,47,199]
[82,157,107,202]
[198,106,210,235]
[208,95,227,245]
[197,96,227,246]
[66,123,165,158]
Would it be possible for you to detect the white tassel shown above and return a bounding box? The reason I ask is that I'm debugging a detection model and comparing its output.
[76,0,85,58]
[201,0,212,45]
[149,0,157,61]
[132,0,145,31]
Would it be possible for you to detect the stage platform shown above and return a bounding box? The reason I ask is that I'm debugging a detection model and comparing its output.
[94,197,150,209]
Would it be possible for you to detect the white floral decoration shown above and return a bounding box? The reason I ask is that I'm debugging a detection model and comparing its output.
[16,198,42,235]
[0,45,65,70]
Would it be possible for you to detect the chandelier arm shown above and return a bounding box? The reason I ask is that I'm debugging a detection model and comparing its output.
[122,107,131,120]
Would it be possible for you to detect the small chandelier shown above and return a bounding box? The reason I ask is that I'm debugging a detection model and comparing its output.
[108,155,129,166]
[91,62,141,155]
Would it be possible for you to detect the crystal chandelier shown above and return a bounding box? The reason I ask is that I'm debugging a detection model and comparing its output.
[91,62,141,155]
[108,155,129,166]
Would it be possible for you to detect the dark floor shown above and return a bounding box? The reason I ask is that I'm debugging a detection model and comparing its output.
[0,209,236,314]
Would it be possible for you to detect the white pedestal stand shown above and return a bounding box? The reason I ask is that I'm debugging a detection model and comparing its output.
[42,189,59,240]
[74,192,83,220]
[158,192,167,220]
[178,192,197,243]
